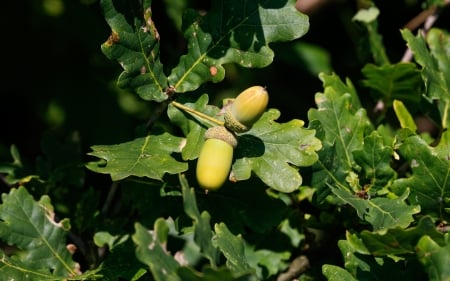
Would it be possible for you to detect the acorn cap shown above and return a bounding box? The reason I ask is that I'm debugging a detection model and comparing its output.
[224,109,249,133]
[204,126,238,148]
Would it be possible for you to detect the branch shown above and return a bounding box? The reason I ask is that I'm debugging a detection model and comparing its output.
[401,1,450,62]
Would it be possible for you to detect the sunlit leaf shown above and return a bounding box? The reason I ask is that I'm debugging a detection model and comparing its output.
[393,99,418,131]
[232,109,321,193]
[322,264,357,281]
[308,72,372,202]
[86,133,188,181]
[168,0,309,93]
[331,188,419,232]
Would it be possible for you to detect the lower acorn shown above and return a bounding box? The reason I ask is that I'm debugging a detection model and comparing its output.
[196,126,238,191]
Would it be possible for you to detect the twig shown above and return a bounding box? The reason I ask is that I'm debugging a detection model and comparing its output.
[146,100,171,129]
[401,1,450,62]
[277,255,310,281]
[101,181,120,215]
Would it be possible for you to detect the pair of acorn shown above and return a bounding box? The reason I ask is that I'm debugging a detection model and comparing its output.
[196,86,269,191]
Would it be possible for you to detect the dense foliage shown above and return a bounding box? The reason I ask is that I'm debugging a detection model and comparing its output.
[1,0,450,280]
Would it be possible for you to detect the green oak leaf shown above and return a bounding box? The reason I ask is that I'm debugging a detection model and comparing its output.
[352,6,389,65]
[212,223,252,274]
[168,0,309,93]
[416,235,450,281]
[244,244,289,279]
[352,131,397,194]
[359,216,445,256]
[0,187,81,279]
[336,233,427,280]
[231,109,321,193]
[133,220,181,281]
[361,62,422,107]
[322,264,357,281]
[308,72,373,202]
[167,94,222,160]
[100,0,168,101]
[392,135,450,220]
[178,266,257,281]
[179,174,220,266]
[331,187,420,232]
[401,28,450,129]
[86,133,188,181]
[393,99,418,131]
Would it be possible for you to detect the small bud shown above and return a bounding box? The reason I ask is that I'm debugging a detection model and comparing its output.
[224,86,269,133]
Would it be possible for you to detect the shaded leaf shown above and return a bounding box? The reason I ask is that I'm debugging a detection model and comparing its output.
[352,6,389,65]
[360,216,445,256]
[416,235,450,281]
[212,223,252,274]
[352,131,397,193]
[392,135,450,220]
[0,187,80,279]
[232,109,321,193]
[86,133,188,181]
[361,63,422,107]
[178,266,257,281]
[94,237,148,281]
[93,231,130,251]
[101,0,168,101]
[337,234,427,280]
[133,221,181,281]
[180,174,220,265]
[401,28,450,128]
[169,0,309,93]
[245,244,289,279]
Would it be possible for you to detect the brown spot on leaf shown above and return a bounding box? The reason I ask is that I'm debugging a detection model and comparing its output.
[105,31,120,46]
[210,66,218,76]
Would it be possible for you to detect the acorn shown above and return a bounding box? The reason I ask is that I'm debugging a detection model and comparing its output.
[224,86,269,133]
[196,126,238,191]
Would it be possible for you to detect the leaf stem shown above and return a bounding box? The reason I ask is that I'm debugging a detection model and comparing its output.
[171,101,224,126]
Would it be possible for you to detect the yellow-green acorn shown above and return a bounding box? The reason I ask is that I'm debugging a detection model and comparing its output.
[196,126,238,191]
[224,86,269,133]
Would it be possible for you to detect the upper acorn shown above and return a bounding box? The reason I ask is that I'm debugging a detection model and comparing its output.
[224,86,269,133]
